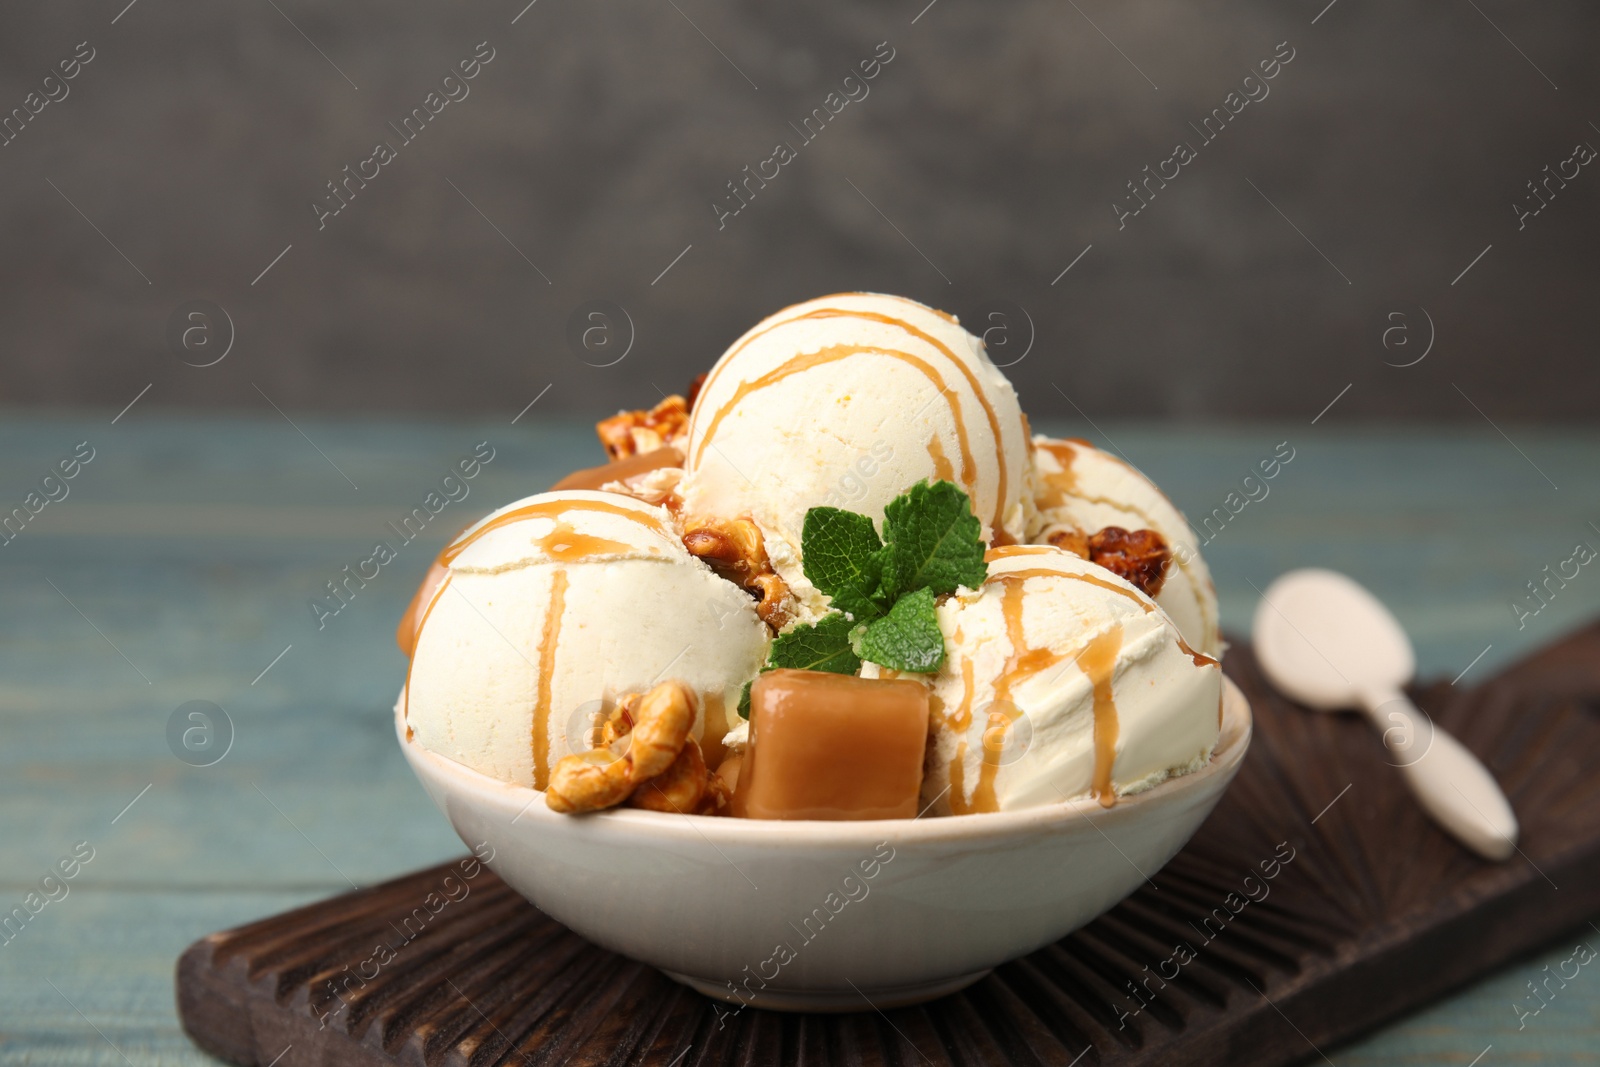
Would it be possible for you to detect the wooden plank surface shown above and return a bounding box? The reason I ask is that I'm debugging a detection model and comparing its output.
[2,415,1598,1065]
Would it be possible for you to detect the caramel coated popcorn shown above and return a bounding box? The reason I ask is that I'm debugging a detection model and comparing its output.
[596,395,690,461]
[683,517,794,630]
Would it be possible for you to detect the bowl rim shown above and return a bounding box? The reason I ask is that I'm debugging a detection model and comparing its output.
[399,674,1252,847]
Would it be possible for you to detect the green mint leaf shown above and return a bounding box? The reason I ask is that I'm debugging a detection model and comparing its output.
[737,680,752,720]
[849,587,946,673]
[878,480,988,601]
[801,507,886,620]
[766,613,861,675]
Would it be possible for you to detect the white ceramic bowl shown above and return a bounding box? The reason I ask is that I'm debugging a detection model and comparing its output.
[398,677,1252,1012]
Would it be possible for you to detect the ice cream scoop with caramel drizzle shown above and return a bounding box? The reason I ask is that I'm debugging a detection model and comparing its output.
[399,491,767,790]
[1030,436,1220,656]
[896,545,1221,816]
[678,293,1034,625]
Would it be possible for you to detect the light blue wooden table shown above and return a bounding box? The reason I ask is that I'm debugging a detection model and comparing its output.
[2,413,1597,1065]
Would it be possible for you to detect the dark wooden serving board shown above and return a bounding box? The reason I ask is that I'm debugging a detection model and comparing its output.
[177,626,1600,1067]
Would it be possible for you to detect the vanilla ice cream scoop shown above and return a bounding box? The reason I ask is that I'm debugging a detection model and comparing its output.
[402,490,768,789]
[912,545,1221,815]
[1029,436,1220,656]
[680,293,1033,622]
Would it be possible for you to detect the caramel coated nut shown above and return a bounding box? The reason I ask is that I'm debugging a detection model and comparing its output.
[546,746,633,814]
[627,738,709,813]
[1042,524,1089,559]
[596,395,690,461]
[547,680,700,815]
[1087,526,1171,597]
[749,573,793,630]
[628,680,697,781]
[682,518,765,578]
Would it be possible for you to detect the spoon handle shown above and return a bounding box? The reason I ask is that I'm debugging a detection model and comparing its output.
[1361,687,1519,861]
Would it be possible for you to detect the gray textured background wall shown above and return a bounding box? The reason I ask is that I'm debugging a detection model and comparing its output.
[0,1,1594,422]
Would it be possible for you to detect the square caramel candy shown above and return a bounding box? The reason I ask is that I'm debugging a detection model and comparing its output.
[734,669,929,820]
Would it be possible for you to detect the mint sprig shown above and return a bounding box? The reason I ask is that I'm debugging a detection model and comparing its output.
[746,480,985,710]
[850,587,946,673]
[802,507,886,620]
[878,480,989,600]
[768,612,862,674]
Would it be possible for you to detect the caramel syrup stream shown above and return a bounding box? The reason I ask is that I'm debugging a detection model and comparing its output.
[532,521,640,562]
[927,430,956,484]
[944,657,977,815]
[1080,623,1124,808]
[986,554,1216,668]
[402,572,453,726]
[532,569,569,791]
[693,343,977,505]
[1035,439,1079,510]
[951,577,1065,814]
[439,498,666,567]
[985,565,1155,612]
[689,303,1012,535]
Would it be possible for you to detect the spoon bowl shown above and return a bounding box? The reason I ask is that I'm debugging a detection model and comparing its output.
[1252,568,1413,710]
[1253,568,1518,861]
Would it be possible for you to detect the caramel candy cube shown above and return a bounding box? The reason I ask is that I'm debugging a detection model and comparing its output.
[735,669,930,820]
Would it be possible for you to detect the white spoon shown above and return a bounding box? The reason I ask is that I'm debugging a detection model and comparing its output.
[1252,568,1517,861]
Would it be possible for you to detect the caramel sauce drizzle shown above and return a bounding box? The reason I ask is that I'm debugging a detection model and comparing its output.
[927,431,956,483]
[438,498,667,567]
[1079,623,1124,808]
[944,656,976,815]
[402,572,453,724]
[875,292,961,325]
[950,577,1065,814]
[985,565,1154,611]
[1035,435,1218,656]
[947,581,1132,811]
[401,497,662,656]
[701,690,730,770]
[400,498,669,791]
[1041,435,1193,556]
[532,569,569,791]
[1177,636,1217,669]
[991,578,1066,708]
[700,296,958,397]
[984,545,1057,563]
[1035,439,1079,510]
[948,743,967,811]
[689,303,1013,535]
[693,343,976,500]
[988,563,1217,668]
[962,564,1216,810]
[401,561,574,793]
[532,521,643,562]
[397,560,449,657]
[970,704,1025,815]
[549,446,682,493]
